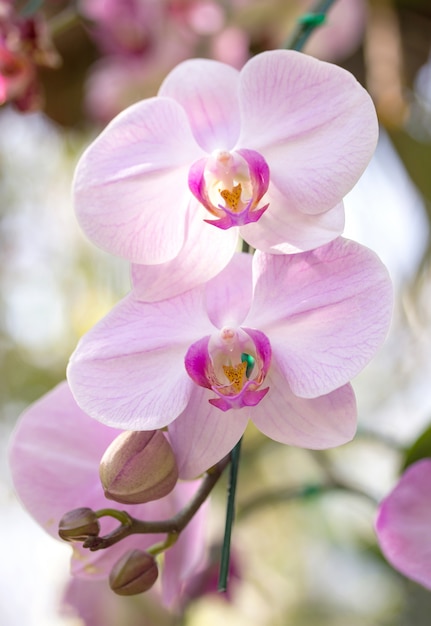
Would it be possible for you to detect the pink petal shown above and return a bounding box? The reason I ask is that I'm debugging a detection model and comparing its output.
[168,387,248,479]
[159,58,241,152]
[238,50,378,215]
[248,239,393,397]
[376,459,431,590]
[204,252,253,328]
[67,290,212,430]
[9,382,120,538]
[162,481,209,608]
[240,188,345,254]
[131,201,238,301]
[73,97,204,264]
[9,382,208,588]
[8,382,169,579]
[252,365,357,448]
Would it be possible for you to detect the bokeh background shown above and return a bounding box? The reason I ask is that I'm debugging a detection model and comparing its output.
[2,0,431,624]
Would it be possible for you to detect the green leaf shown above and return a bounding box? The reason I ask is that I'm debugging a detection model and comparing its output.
[402,423,431,470]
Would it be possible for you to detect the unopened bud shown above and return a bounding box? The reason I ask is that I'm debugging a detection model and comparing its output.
[58,507,100,542]
[109,549,158,596]
[100,430,178,504]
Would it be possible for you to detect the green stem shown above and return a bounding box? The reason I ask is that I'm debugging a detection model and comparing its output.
[218,437,242,592]
[284,0,338,51]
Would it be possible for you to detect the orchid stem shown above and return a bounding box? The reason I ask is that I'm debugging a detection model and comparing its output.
[284,0,338,51]
[218,437,242,592]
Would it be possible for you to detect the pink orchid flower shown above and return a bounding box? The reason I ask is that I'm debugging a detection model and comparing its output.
[67,238,392,479]
[8,382,208,609]
[73,50,378,297]
[376,459,431,590]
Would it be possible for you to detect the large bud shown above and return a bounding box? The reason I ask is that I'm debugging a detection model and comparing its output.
[109,549,159,596]
[99,430,178,504]
[58,507,100,542]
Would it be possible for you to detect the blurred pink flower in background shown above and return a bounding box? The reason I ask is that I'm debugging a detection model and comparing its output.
[376,459,431,590]
[0,0,60,111]
[74,49,377,283]
[67,240,392,479]
[79,0,164,56]
[8,382,208,609]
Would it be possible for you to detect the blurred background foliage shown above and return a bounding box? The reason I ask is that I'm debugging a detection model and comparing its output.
[2,1,431,625]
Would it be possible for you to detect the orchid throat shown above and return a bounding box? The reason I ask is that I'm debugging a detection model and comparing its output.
[185,326,271,412]
[188,148,270,230]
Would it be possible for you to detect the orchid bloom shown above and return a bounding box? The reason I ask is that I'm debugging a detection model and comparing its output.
[376,459,431,590]
[8,382,208,609]
[73,50,378,297]
[0,3,60,111]
[67,238,392,479]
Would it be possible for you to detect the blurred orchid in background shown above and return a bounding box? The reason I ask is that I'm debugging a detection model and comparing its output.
[9,382,209,610]
[376,459,431,591]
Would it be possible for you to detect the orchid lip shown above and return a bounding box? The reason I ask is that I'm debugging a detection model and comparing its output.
[188,148,270,230]
[184,327,272,412]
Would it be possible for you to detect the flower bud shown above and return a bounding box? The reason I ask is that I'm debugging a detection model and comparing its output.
[99,430,178,504]
[58,507,100,542]
[109,549,158,596]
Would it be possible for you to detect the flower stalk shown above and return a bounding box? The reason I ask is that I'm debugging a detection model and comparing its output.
[82,453,231,552]
[218,437,242,592]
[285,0,338,50]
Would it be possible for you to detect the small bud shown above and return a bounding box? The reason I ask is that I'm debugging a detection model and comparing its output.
[100,430,178,504]
[58,507,100,542]
[109,549,158,596]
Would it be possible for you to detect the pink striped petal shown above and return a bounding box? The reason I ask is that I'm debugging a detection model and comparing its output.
[248,239,393,397]
[67,290,212,430]
[74,97,204,264]
[162,481,209,608]
[238,50,378,215]
[204,252,253,328]
[376,459,431,590]
[240,189,345,254]
[168,387,248,479]
[131,201,238,301]
[159,58,241,152]
[252,366,357,448]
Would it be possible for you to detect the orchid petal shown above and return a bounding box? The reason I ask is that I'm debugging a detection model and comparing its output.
[73,97,204,264]
[376,459,431,590]
[9,382,209,597]
[248,239,393,397]
[67,290,212,430]
[131,201,238,302]
[162,481,208,608]
[204,252,253,328]
[9,382,120,537]
[168,387,248,479]
[238,50,378,215]
[252,365,357,448]
[159,58,241,152]
[8,382,169,578]
[240,188,345,254]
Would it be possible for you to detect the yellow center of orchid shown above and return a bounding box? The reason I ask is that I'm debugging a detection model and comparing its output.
[222,361,248,393]
[220,184,243,212]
